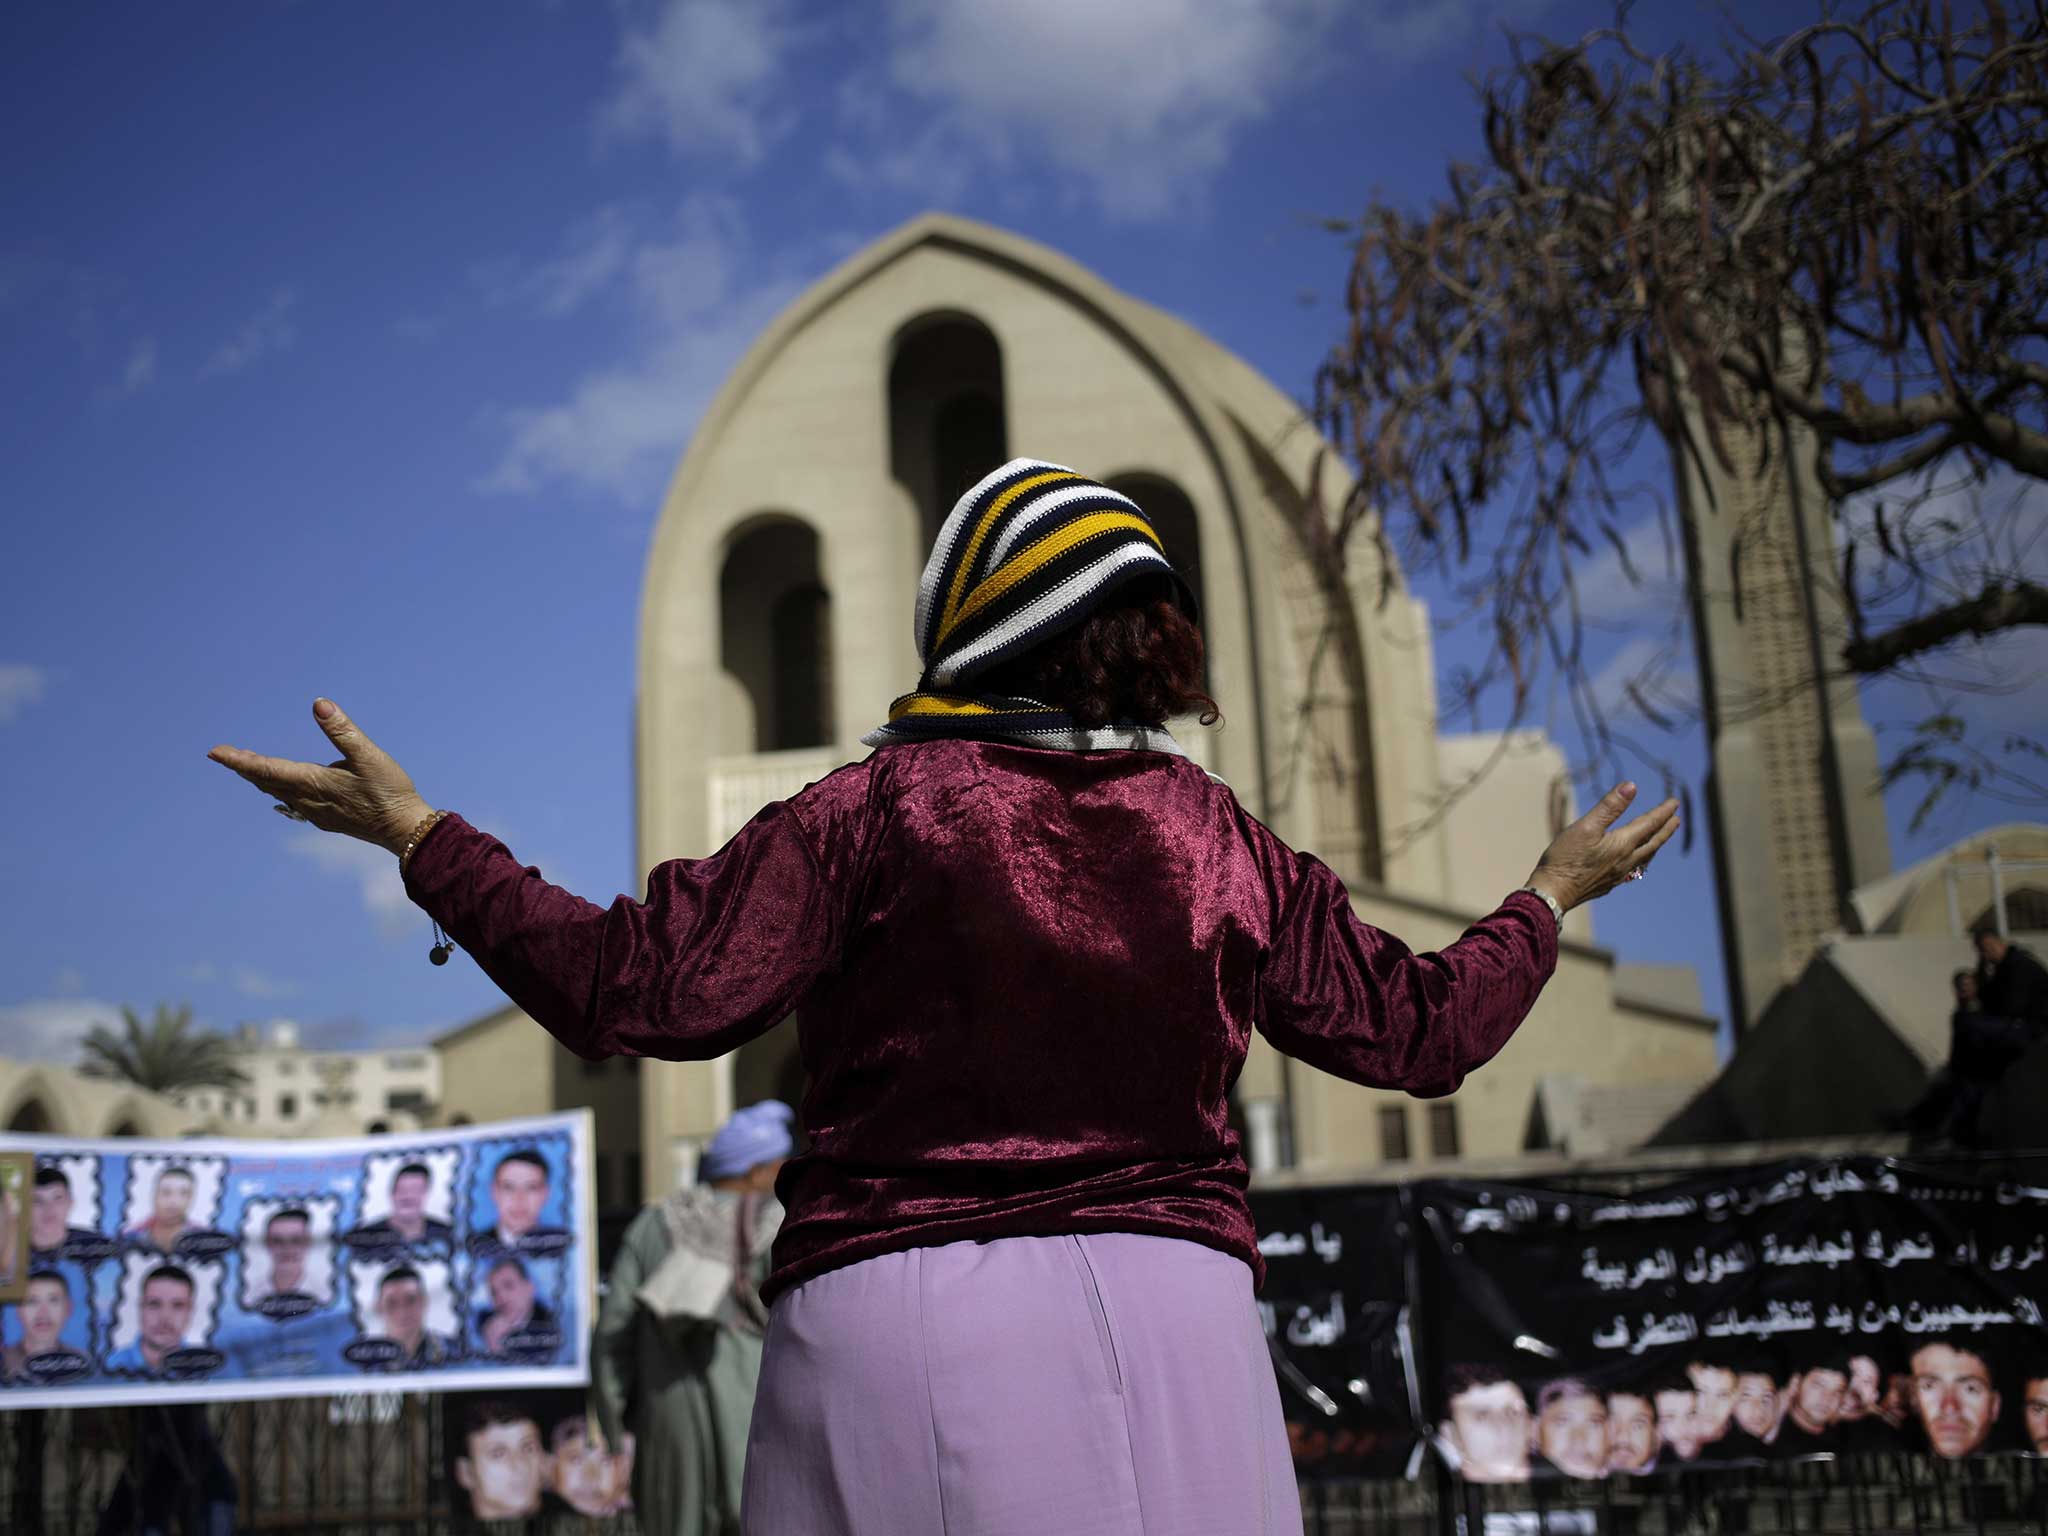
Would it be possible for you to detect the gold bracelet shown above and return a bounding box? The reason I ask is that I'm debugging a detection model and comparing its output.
[399,808,452,878]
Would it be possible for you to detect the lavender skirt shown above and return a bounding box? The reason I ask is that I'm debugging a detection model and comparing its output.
[740,1231,1303,1535]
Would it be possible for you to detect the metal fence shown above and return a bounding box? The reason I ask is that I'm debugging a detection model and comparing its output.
[9,1399,2048,1534]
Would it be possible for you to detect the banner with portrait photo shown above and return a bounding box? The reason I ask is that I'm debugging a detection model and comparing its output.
[1414,1156,2048,1484]
[442,1388,634,1527]
[0,1111,594,1407]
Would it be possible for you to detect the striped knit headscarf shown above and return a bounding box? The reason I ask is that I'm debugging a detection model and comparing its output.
[861,457,1199,753]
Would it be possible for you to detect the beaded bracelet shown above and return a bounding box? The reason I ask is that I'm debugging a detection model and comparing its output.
[1516,884,1566,934]
[398,808,451,878]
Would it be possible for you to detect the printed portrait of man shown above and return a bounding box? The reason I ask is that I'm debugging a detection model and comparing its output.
[1,1271,73,1380]
[124,1165,205,1254]
[1831,1353,1901,1450]
[1686,1361,1738,1452]
[1533,1377,1609,1480]
[262,1209,314,1298]
[1781,1357,1849,1452]
[468,1150,569,1258]
[1439,1365,1532,1483]
[105,1264,196,1377]
[1731,1366,1784,1445]
[1605,1388,1658,1475]
[0,1160,21,1295]
[373,1264,460,1369]
[29,1166,107,1261]
[2022,1363,2048,1457]
[347,1162,453,1249]
[1910,1341,2000,1460]
[550,1417,633,1518]
[477,1255,558,1360]
[1651,1374,1705,1464]
[455,1398,547,1521]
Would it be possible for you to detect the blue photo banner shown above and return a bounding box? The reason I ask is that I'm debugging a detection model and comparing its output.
[0,1111,594,1407]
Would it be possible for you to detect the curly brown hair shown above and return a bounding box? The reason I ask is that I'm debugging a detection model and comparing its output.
[977,582,1220,729]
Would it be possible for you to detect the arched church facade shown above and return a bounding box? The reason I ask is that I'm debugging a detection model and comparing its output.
[630,214,1717,1190]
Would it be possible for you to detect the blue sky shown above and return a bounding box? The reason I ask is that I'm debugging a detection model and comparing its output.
[4,0,2040,1069]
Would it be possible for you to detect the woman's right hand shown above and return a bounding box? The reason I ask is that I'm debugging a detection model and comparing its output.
[1524,781,1681,912]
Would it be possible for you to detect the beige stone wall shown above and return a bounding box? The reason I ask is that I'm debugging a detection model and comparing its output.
[435,1007,553,1127]
[1669,354,1889,1031]
[1284,890,1719,1172]
[0,1059,199,1139]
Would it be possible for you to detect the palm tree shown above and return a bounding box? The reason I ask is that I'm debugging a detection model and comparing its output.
[79,1004,249,1096]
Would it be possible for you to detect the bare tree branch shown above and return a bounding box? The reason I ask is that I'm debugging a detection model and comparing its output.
[1313,0,2048,817]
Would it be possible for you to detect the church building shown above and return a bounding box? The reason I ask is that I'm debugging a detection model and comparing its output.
[439,214,1719,1201]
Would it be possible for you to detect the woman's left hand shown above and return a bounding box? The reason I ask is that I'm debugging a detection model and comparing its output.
[209,699,434,856]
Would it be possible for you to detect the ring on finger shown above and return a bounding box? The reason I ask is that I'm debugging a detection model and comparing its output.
[1624,866,1645,882]
[273,803,310,823]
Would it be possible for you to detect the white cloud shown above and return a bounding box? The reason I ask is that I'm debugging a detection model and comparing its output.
[476,203,641,317]
[479,197,808,504]
[833,0,1347,219]
[284,830,412,939]
[230,965,297,1000]
[0,997,125,1065]
[202,288,299,377]
[120,337,157,394]
[1574,513,1687,620]
[597,0,799,166]
[1589,635,1700,725]
[0,663,49,724]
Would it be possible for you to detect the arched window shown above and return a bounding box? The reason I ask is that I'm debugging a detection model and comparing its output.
[889,315,1007,553]
[7,1098,53,1134]
[720,520,833,751]
[1105,474,1203,614]
[1971,886,2048,934]
[1106,473,1208,681]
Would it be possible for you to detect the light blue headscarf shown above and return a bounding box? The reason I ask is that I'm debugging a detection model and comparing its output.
[700,1100,796,1182]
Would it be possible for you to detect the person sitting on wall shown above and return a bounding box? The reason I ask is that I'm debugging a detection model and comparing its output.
[1977,926,2048,1024]
[1903,948,2045,1147]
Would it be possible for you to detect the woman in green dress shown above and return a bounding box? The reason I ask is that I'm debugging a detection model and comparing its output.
[592,1101,794,1536]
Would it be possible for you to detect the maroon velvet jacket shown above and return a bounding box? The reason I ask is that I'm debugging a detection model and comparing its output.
[403,740,1558,1304]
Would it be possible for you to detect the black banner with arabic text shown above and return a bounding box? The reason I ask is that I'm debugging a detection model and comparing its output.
[1249,1182,1419,1480]
[1413,1156,2048,1482]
